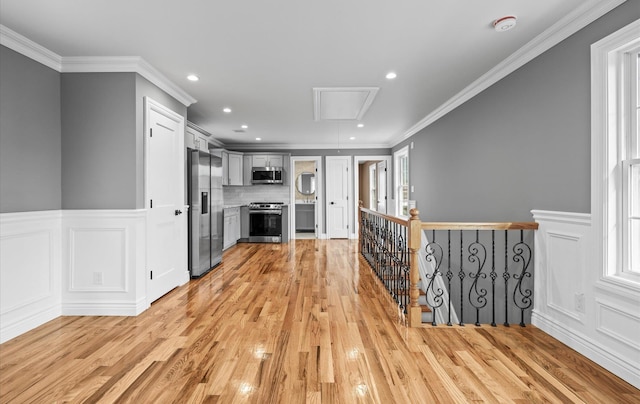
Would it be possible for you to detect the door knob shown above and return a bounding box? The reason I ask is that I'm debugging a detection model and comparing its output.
[330,202,335,205]
[175,209,183,216]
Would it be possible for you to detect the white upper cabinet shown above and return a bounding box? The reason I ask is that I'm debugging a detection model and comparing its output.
[227,152,243,186]
[222,151,243,186]
[252,154,283,167]
[185,126,211,152]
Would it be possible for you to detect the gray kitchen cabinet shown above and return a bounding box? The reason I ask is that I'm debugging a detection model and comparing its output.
[295,203,315,232]
[227,152,243,185]
[223,207,240,250]
[243,155,252,185]
[282,205,289,243]
[221,151,243,186]
[186,126,211,152]
[240,206,250,239]
[252,154,283,167]
[221,152,229,186]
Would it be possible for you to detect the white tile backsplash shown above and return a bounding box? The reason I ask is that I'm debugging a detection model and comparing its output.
[223,185,291,205]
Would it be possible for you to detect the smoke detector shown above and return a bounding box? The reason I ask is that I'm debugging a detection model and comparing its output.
[493,16,517,32]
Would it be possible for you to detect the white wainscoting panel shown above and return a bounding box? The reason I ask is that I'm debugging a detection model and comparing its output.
[532,210,640,389]
[595,298,640,350]
[69,227,128,292]
[62,210,147,316]
[0,211,62,343]
[546,231,584,322]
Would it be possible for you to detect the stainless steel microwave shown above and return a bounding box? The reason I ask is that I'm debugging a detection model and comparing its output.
[251,167,283,184]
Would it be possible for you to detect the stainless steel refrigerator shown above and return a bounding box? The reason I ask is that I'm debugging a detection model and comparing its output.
[187,149,223,277]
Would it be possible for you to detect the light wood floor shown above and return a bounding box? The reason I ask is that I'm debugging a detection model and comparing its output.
[1,240,638,403]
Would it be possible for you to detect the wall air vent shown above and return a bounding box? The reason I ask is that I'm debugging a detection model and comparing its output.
[313,87,379,121]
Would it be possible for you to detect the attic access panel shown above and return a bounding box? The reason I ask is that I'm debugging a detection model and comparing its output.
[313,87,379,121]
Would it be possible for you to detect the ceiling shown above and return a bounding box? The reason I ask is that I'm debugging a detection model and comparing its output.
[0,0,594,149]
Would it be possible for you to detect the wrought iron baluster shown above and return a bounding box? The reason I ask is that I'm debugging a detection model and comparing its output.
[503,230,510,327]
[425,229,444,326]
[446,230,453,326]
[468,230,487,326]
[400,225,409,312]
[512,230,533,327]
[459,230,465,326]
[490,230,497,327]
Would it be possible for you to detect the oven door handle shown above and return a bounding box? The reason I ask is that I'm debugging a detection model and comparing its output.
[249,210,282,215]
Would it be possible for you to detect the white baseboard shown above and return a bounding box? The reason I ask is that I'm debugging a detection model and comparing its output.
[0,303,61,344]
[533,311,640,389]
[62,297,148,316]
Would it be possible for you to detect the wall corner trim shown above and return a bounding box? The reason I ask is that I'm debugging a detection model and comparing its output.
[389,0,628,147]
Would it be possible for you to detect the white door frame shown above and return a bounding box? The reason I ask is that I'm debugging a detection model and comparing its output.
[326,155,353,239]
[353,155,391,236]
[290,156,323,239]
[144,96,188,305]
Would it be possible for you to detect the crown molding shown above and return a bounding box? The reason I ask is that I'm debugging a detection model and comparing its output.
[223,142,391,151]
[0,24,196,107]
[389,0,628,148]
[62,56,196,107]
[0,25,62,71]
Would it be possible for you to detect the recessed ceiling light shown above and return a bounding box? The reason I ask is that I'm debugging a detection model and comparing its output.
[223,107,232,113]
[187,74,199,82]
[357,123,364,128]
[255,137,261,141]
[385,72,397,79]
[349,136,356,140]
[241,124,248,129]
[493,16,517,32]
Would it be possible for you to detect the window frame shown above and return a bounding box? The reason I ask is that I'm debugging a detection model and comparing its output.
[369,163,377,211]
[591,19,640,291]
[622,47,640,274]
[394,146,409,217]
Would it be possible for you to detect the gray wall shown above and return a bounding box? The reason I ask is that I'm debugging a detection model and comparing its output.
[393,1,640,222]
[60,72,187,210]
[0,46,61,213]
[61,73,137,209]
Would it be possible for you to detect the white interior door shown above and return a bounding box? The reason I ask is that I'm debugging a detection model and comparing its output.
[146,97,186,304]
[376,160,387,214]
[326,156,351,239]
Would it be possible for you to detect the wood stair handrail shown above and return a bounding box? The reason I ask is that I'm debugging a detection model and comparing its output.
[421,222,539,231]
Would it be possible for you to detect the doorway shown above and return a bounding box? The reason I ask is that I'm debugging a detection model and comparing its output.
[354,155,392,232]
[290,156,322,239]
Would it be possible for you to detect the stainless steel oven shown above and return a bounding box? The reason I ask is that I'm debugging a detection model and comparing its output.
[249,202,283,242]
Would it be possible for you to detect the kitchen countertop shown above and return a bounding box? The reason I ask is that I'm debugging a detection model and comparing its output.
[223,204,246,209]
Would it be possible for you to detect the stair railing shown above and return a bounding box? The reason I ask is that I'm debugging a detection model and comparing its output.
[359,202,538,327]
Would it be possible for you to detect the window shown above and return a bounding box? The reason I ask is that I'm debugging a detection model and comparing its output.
[592,20,640,287]
[624,48,640,274]
[394,146,409,217]
[369,164,377,211]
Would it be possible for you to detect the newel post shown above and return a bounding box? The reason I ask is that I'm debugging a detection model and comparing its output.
[408,208,422,327]
[358,201,363,254]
